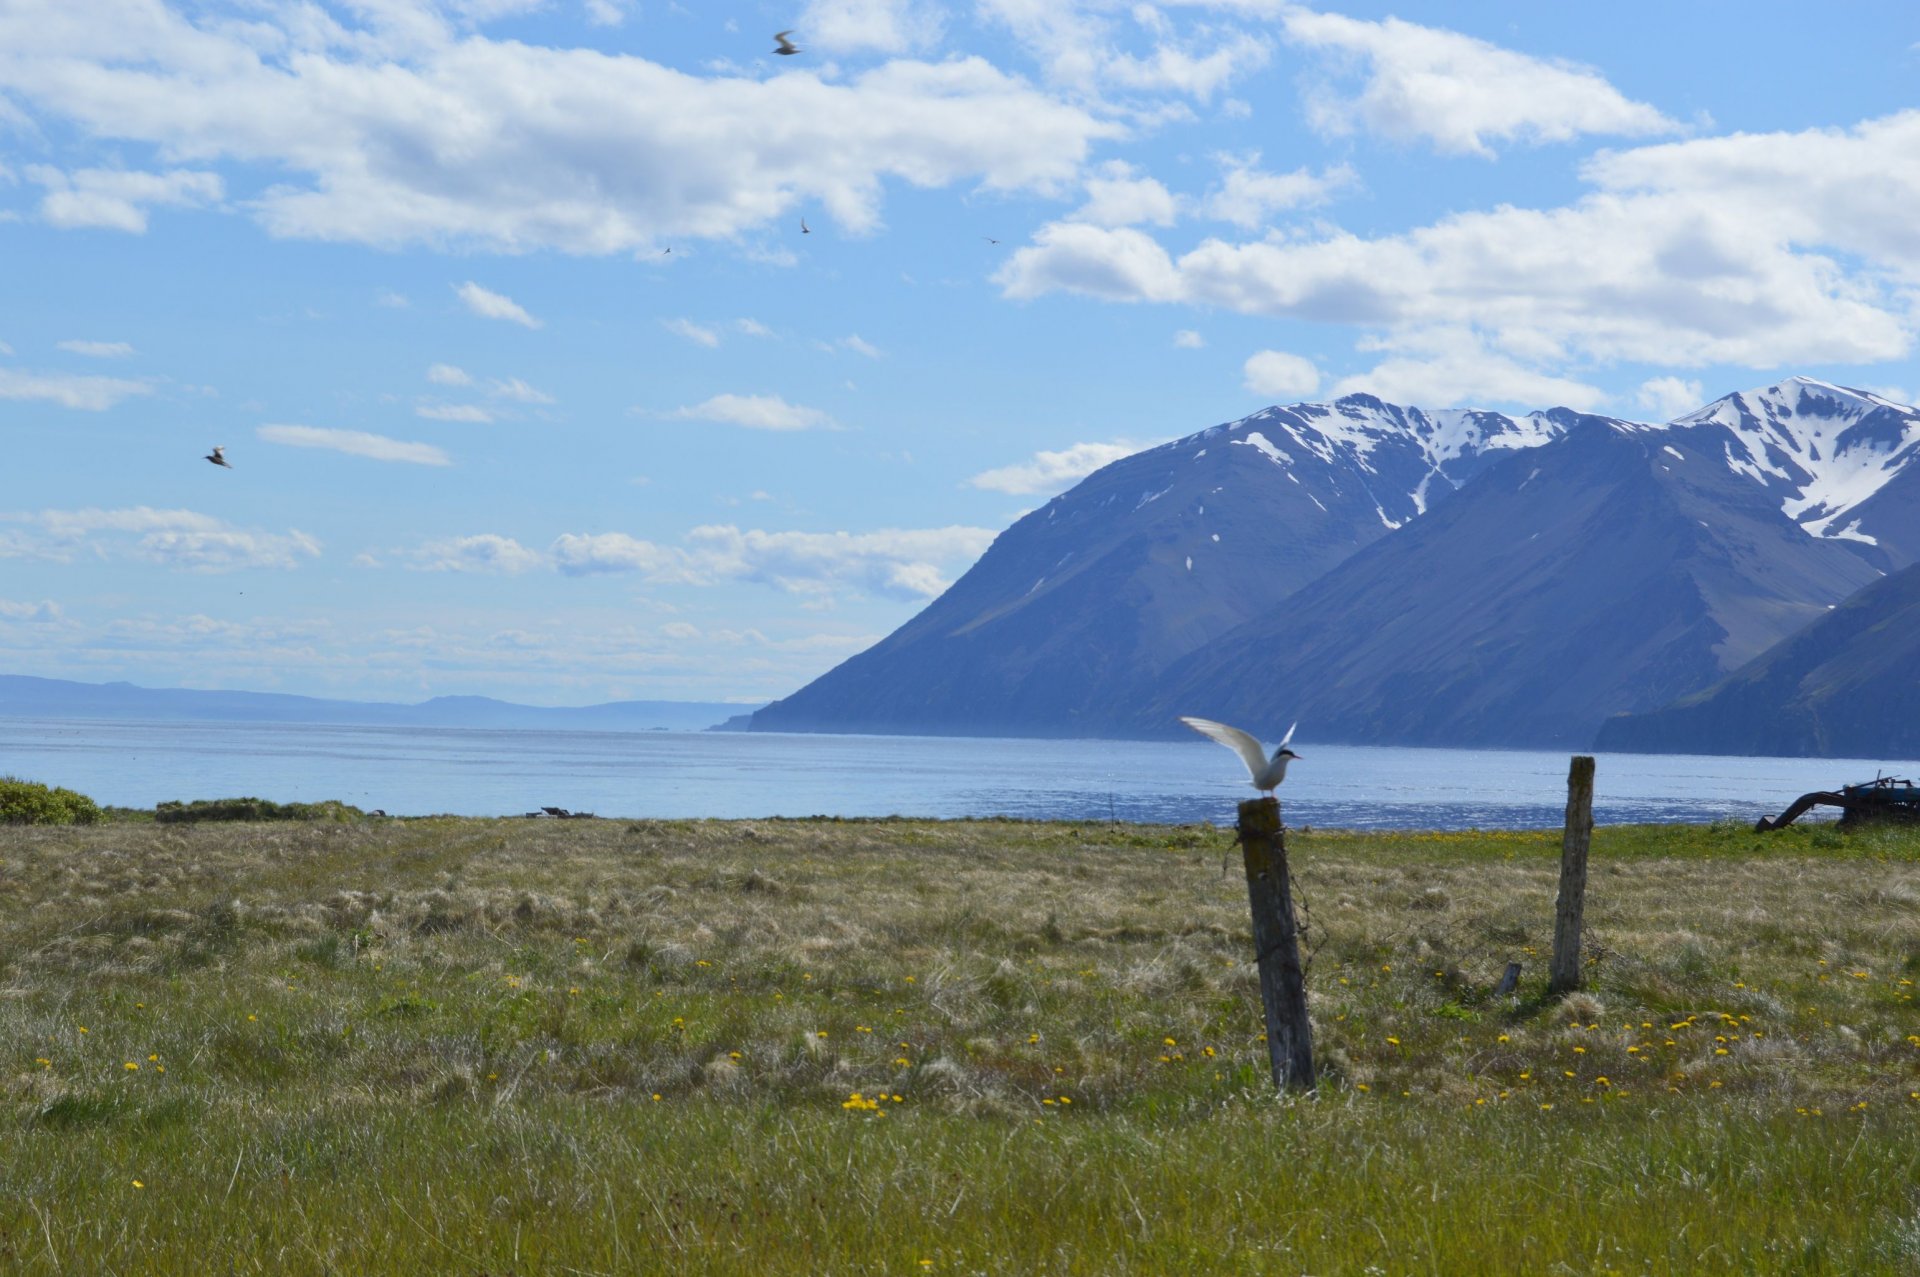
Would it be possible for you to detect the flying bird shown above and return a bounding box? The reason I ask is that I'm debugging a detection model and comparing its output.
[801,216,811,234]
[773,30,801,55]
[1180,717,1300,795]
[205,445,232,469]
[983,236,1000,244]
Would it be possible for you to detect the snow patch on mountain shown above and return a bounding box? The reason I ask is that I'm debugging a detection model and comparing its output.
[1676,376,1920,543]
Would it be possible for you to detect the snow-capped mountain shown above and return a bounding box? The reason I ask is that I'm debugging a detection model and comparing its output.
[1669,376,1920,566]
[752,377,1920,744]
[750,396,1612,736]
[1123,416,1884,747]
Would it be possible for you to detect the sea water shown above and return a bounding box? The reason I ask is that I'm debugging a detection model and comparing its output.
[3,716,1912,828]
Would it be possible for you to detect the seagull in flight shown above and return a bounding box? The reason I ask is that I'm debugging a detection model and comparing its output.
[801,215,810,234]
[773,30,801,55]
[205,445,232,469]
[1180,717,1300,795]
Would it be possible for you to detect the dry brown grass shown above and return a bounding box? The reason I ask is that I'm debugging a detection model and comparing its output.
[2,815,1918,1273]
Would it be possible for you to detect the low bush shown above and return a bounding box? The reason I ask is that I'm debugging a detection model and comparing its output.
[154,796,364,824]
[0,775,103,825]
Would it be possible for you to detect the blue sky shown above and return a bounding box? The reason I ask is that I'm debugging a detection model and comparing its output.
[2,0,1917,706]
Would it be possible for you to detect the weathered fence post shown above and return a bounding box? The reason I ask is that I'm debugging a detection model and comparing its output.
[1550,755,1595,996]
[1235,797,1315,1092]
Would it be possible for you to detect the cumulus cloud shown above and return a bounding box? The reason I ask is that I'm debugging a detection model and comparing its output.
[798,0,944,54]
[1072,160,1182,228]
[998,106,1920,376]
[1172,329,1205,348]
[1283,11,1680,157]
[257,424,453,466]
[840,334,882,358]
[457,282,542,328]
[969,441,1143,494]
[1637,376,1705,421]
[0,7,1117,253]
[551,523,995,599]
[56,339,134,358]
[401,534,544,573]
[1330,334,1607,411]
[427,363,473,386]
[1204,156,1354,229]
[1242,349,1320,399]
[28,165,222,232]
[670,393,835,431]
[0,368,150,410]
[0,506,320,572]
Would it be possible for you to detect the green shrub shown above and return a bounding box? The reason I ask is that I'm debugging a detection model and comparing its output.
[0,775,103,826]
[154,796,365,824]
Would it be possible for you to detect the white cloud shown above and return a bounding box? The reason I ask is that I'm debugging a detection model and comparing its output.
[999,152,1918,372]
[376,290,411,309]
[257,424,453,466]
[797,0,944,54]
[416,404,495,423]
[0,598,62,622]
[664,318,720,347]
[1637,376,1705,421]
[670,393,836,431]
[403,534,544,573]
[1204,156,1354,229]
[1330,335,1606,411]
[552,523,995,599]
[1172,329,1204,348]
[0,10,1117,253]
[998,222,1185,303]
[981,1,1268,100]
[1072,160,1181,228]
[0,506,320,572]
[1283,11,1680,158]
[427,363,473,386]
[583,0,628,27]
[0,340,13,355]
[28,165,222,232]
[735,318,774,337]
[969,440,1142,495]
[841,334,883,358]
[1099,29,1271,101]
[488,376,554,404]
[0,368,150,411]
[1242,349,1320,399]
[456,282,541,328]
[56,339,134,359]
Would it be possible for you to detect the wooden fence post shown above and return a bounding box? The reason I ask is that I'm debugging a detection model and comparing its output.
[1235,797,1315,1092]
[1550,755,1595,996]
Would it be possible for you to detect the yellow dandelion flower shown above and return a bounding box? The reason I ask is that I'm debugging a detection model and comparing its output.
[1496,1034,1510,1043]
[124,1061,138,1071]
[132,1180,145,1189]
[1386,1036,1400,1047]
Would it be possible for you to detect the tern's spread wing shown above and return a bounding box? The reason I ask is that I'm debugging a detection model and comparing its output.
[1179,716,1269,782]
[1278,721,1297,750]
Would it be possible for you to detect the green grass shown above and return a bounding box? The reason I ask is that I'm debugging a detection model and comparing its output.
[3,814,1918,1273]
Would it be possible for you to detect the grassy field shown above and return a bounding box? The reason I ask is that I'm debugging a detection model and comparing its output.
[2,812,1918,1274]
